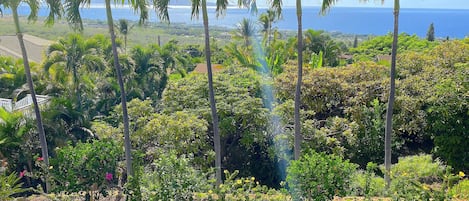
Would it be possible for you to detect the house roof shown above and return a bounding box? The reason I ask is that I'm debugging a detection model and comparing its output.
[193,63,224,74]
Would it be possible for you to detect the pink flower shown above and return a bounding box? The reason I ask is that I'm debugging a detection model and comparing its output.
[19,170,27,178]
[37,157,44,161]
[105,172,113,181]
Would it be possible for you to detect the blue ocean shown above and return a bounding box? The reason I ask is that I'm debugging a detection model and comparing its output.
[8,5,469,38]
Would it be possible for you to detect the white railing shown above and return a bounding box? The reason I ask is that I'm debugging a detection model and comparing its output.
[13,94,50,111]
[0,98,13,112]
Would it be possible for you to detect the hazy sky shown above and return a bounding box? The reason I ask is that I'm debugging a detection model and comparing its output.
[233,0,469,9]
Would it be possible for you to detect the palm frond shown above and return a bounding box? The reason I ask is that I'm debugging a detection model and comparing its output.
[191,0,200,19]
[320,0,339,15]
[152,0,170,23]
[25,0,39,21]
[269,0,282,18]
[216,0,228,17]
[44,0,63,26]
[64,0,89,31]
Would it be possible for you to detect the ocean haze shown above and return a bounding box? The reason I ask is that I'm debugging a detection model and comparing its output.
[4,4,469,38]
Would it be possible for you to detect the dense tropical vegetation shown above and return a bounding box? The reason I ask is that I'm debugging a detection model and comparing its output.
[0,0,468,200]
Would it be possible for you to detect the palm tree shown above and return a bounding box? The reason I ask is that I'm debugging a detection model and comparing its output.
[43,33,105,108]
[64,0,150,178]
[321,0,394,190]
[235,18,256,47]
[258,9,278,45]
[190,0,228,185]
[293,0,303,160]
[116,19,133,53]
[1,0,62,192]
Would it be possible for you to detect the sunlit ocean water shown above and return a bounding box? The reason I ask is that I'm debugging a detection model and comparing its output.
[7,5,469,38]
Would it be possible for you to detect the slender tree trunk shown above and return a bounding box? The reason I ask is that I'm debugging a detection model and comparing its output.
[124,35,127,53]
[105,0,133,177]
[73,66,81,109]
[384,0,399,190]
[202,0,222,185]
[294,0,303,160]
[12,6,50,193]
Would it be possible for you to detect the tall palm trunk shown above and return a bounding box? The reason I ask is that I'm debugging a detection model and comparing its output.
[105,0,133,177]
[202,0,222,185]
[73,66,81,108]
[293,0,302,160]
[384,0,399,190]
[12,6,50,193]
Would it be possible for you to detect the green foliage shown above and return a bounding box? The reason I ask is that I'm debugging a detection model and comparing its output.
[124,151,144,201]
[387,154,457,200]
[0,56,26,98]
[349,162,385,198]
[350,33,438,61]
[49,139,122,198]
[286,150,358,200]
[161,67,279,185]
[449,178,469,200]
[199,170,289,201]
[426,23,435,42]
[141,151,208,201]
[0,171,28,200]
[301,117,358,157]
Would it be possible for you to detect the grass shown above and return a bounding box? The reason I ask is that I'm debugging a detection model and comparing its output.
[0,16,234,48]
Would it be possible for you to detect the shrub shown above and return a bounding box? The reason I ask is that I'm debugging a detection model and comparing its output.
[349,162,385,198]
[286,150,358,200]
[0,171,28,200]
[49,139,121,199]
[199,170,289,201]
[141,151,208,201]
[449,178,469,200]
[388,154,458,200]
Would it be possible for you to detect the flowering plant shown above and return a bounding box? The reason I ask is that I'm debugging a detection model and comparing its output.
[48,139,122,199]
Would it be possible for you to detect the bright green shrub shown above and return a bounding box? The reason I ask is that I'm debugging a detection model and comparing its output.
[141,151,208,201]
[449,179,469,200]
[201,170,289,201]
[286,150,358,200]
[0,171,28,200]
[349,162,385,198]
[388,154,456,200]
[49,139,121,198]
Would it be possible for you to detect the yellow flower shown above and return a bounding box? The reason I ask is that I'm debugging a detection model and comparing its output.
[224,170,229,174]
[208,190,213,194]
[49,166,53,169]
[422,184,430,191]
[236,179,242,185]
[251,177,255,181]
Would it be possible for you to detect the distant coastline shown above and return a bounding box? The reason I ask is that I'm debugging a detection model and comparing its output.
[3,5,469,38]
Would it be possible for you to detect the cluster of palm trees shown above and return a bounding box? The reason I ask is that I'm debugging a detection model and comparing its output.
[1,0,400,192]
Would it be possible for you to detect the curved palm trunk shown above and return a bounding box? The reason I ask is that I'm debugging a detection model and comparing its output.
[384,0,399,190]
[202,0,222,185]
[12,6,50,193]
[105,0,133,177]
[293,0,302,160]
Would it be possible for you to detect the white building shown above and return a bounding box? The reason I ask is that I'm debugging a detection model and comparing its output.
[0,94,49,117]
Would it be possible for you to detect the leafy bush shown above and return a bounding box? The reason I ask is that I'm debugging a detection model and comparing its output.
[0,171,28,200]
[349,162,385,198]
[49,139,121,198]
[141,151,208,201]
[388,154,457,200]
[199,170,289,201]
[449,178,469,200]
[286,150,358,200]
